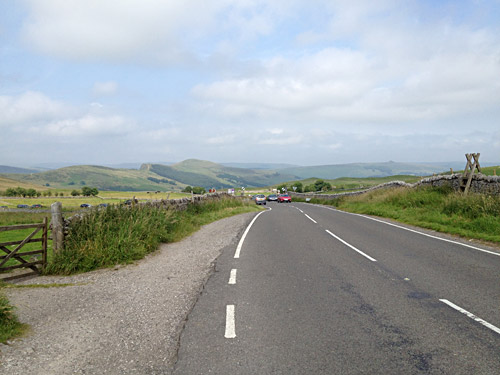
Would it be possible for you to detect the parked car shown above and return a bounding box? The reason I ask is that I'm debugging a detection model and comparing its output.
[98,203,108,208]
[277,194,292,203]
[31,204,43,208]
[17,204,29,208]
[80,203,92,208]
[266,194,278,202]
[123,199,138,206]
[254,194,267,205]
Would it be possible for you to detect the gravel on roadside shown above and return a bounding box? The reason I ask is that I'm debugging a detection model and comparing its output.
[0,212,255,375]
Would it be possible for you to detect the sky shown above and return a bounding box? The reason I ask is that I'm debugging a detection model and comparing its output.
[1,0,500,168]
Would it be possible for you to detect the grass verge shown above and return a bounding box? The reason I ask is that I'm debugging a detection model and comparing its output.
[0,291,29,343]
[44,197,261,275]
[296,186,500,244]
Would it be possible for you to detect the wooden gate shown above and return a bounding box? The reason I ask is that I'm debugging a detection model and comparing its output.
[0,218,48,281]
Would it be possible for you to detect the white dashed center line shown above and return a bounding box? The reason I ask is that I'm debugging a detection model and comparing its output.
[326,229,377,262]
[225,305,236,338]
[304,214,317,223]
[229,269,237,284]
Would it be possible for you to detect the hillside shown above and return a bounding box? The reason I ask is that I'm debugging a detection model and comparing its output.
[2,165,185,191]
[0,165,41,174]
[142,159,298,188]
[0,176,49,191]
[278,161,452,179]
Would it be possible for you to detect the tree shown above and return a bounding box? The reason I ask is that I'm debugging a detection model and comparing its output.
[82,186,99,196]
[276,184,288,193]
[182,186,193,193]
[314,179,332,192]
[291,182,303,193]
[71,190,81,197]
[192,186,206,195]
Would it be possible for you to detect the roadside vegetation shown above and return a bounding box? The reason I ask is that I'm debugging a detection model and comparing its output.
[44,196,260,275]
[295,185,500,244]
[0,290,29,343]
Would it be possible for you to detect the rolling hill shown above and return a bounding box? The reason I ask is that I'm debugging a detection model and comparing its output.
[2,159,495,192]
[142,159,299,189]
[277,161,454,179]
[2,165,185,191]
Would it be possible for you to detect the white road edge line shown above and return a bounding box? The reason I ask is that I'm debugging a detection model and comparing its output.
[229,269,237,284]
[304,214,317,223]
[225,305,236,338]
[318,205,500,257]
[326,229,377,262]
[439,299,500,335]
[234,209,269,258]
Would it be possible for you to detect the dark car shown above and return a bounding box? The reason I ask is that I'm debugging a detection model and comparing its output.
[123,199,138,206]
[266,194,278,202]
[277,194,292,203]
[80,203,92,208]
[17,204,29,208]
[31,204,43,208]
[98,203,108,208]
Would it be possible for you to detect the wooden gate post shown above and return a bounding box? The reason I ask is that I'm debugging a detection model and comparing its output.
[51,202,64,253]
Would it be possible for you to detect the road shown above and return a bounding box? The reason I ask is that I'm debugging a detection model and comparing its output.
[173,202,500,374]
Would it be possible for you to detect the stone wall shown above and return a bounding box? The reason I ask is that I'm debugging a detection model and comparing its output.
[289,174,500,200]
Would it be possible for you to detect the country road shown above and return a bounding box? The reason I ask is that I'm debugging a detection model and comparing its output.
[173,202,500,374]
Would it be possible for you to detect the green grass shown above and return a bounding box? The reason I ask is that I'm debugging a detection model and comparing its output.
[297,186,500,244]
[44,197,261,275]
[0,291,29,343]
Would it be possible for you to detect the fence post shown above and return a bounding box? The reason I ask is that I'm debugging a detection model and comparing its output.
[51,202,64,253]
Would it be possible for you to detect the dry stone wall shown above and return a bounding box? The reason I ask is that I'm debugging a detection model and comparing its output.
[289,174,500,200]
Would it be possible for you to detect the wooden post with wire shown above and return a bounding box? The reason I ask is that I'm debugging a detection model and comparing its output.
[460,153,482,195]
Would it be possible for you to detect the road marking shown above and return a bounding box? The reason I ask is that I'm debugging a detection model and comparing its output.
[317,205,500,257]
[304,214,317,223]
[234,210,268,258]
[440,299,500,335]
[225,305,236,338]
[326,229,377,262]
[229,269,237,284]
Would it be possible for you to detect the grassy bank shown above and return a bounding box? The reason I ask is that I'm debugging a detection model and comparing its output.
[0,291,29,343]
[44,196,260,275]
[295,186,500,244]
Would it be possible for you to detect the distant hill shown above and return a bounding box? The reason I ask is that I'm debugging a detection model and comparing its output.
[142,159,299,189]
[277,161,455,179]
[2,159,497,192]
[2,165,185,191]
[0,176,49,191]
[221,162,299,170]
[0,165,41,174]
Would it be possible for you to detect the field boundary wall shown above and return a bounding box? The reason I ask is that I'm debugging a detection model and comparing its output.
[289,173,500,200]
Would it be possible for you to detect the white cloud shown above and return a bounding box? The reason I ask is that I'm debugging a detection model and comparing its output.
[0,91,72,127]
[205,134,236,145]
[92,81,118,96]
[41,115,131,137]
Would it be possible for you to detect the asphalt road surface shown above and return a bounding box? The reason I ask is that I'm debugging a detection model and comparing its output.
[173,202,500,374]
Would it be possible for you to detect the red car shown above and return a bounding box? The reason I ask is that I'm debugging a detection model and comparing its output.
[277,194,292,203]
